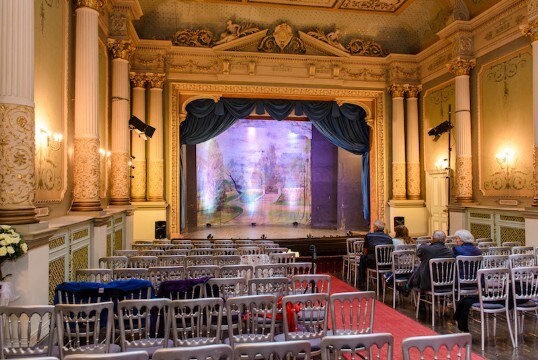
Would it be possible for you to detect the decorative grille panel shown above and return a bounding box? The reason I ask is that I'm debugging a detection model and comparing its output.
[49,257,65,304]
[499,215,524,222]
[470,212,491,219]
[107,234,112,257]
[49,237,65,249]
[500,227,525,245]
[114,229,123,251]
[71,246,89,281]
[470,223,492,240]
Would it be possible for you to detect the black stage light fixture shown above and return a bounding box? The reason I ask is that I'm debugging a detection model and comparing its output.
[129,115,156,140]
[428,120,453,141]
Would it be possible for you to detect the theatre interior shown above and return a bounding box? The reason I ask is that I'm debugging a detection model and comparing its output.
[1,0,538,358]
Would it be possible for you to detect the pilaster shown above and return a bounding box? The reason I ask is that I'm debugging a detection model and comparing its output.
[390,84,406,200]
[404,84,422,200]
[147,73,166,202]
[130,73,147,202]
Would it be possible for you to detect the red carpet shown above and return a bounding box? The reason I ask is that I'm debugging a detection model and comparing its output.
[328,275,484,360]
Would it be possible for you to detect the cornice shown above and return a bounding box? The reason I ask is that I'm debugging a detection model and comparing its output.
[111,0,143,21]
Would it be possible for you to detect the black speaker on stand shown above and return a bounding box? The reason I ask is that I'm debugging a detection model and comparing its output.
[155,221,167,239]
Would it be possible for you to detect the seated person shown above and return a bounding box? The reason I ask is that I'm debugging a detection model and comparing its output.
[392,225,413,246]
[413,230,454,291]
[452,229,481,256]
[358,219,393,289]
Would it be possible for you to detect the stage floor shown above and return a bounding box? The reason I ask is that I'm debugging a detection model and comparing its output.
[180,224,362,240]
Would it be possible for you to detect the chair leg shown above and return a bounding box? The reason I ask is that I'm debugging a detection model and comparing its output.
[506,309,515,348]
[431,294,435,328]
[481,311,486,351]
[514,310,519,348]
[415,290,421,319]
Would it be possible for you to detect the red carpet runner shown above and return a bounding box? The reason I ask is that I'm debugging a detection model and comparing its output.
[328,275,484,360]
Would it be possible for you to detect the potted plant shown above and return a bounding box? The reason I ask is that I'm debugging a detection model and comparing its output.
[0,225,28,304]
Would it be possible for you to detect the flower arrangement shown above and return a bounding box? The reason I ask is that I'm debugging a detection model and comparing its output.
[0,225,28,281]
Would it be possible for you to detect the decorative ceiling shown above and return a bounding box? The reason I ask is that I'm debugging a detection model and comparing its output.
[134,0,500,54]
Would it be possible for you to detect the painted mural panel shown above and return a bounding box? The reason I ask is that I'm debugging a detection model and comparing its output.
[197,119,312,225]
[34,0,66,202]
[478,50,533,197]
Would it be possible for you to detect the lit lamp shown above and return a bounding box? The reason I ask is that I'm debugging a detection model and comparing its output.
[495,148,517,189]
[129,115,155,140]
[37,128,63,150]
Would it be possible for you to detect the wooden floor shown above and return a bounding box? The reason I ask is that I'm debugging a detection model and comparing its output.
[340,273,538,360]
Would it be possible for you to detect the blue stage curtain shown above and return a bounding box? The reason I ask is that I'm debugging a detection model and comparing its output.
[180,98,370,224]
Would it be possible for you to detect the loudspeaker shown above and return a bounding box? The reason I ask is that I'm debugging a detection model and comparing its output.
[155,221,167,239]
[394,216,405,227]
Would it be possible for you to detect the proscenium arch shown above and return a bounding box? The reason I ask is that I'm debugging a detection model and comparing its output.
[168,83,386,239]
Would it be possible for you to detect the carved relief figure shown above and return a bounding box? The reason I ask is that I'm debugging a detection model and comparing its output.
[215,20,241,44]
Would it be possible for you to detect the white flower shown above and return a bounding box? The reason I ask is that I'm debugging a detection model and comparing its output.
[0,240,6,246]
[0,234,6,241]
[10,235,20,244]
[0,247,6,256]
[0,225,11,230]
[6,246,14,254]
[4,236,12,245]
[21,243,28,253]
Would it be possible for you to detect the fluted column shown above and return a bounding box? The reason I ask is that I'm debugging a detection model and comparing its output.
[108,39,134,205]
[447,58,476,203]
[405,85,422,200]
[71,0,103,211]
[522,21,538,206]
[147,74,166,202]
[130,73,147,202]
[0,0,38,224]
[390,84,406,200]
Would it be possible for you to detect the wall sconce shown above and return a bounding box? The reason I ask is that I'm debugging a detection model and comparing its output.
[37,128,63,151]
[495,147,517,189]
[99,148,111,157]
[129,115,155,140]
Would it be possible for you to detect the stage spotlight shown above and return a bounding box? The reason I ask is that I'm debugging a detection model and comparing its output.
[129,115,155,140]
[428,120,453,141]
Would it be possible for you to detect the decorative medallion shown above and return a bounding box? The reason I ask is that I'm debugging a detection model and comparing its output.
[171,20,260,48]
[258,23,306,54]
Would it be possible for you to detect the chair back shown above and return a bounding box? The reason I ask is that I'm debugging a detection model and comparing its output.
[321,333,393,360]
[353,240,364,254]
[206,277,248,299]
[248,277,289,297]
[254,264,288,278]
[402,333,472,360]
[139,250,164,257]
[477,242,494,249]
[428,258,456,293]
[346,238,361,255]
[394,244,416,252]
[225,295,277,346]
[153,345,233,360]
[511,246,534,255]
[75,269,113,283]
[392,250,415,277]
[0,305,55,359]
[188,248,214,256]
[238,246,262,255]
[98,256,128,270]
[170,298,223,346]
[375,245,394,270]
[165,249,189,256]
[291,274,331,294]
[213,255,241,266]
[481,254,509,269]
[329,291,375,335]
[213,248,239,256]
[487,246,511,256]
[269,253,295,264]
[287,262,316,277]
[185,255,214,266]
[114,250,138,257]
[502,241,521,248]
[55,302,114,358]
[234,341,311,360]
[64,352,148,360]
[477,268,510,305]
[148,266,185,291]
[455,255,482,283]
[281,293,329,342]
[113,268,149,281]
[235,240,254,245]
[218,264,253,279]
[117,298,171,352]
[214,240,234,246]
[157,255,185,267]
[511,266,538,303]
[508,254,535,268]
[127,256,158,268]
[185,265,219,279]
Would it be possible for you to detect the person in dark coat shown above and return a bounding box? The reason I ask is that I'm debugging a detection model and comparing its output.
[415,230,455,291]
[358,219,393,289]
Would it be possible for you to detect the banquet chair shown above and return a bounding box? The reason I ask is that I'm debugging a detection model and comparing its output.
[64,352,148,360]
[342,238,360,283]
[502,241,522,248]
[487,246,511,256]
[170,298,223,347]
[394,244,416,252]
[248,277,289,297]
[401,333,472,360]
[508,254,535,269]
[139,250,164,257]
[225,295,277,347]
[291,274,331,294]
[164,249,189,256]
[269,253,295,264]
[206,277,248,299]
[266,247,289,254]
[171,239,192,245]
[213,248,239,256]
[98,256,128,270]
[366,244,394,299]
[385,250,415,307]
[114,250,138,257]
[415,258,456,327]
[214,240,234,246]
[218,265,253,279]
[157,255,185,267]
[329,291,375,336]
[274,293,329,357]
[287,262,315,277]
[350,240,364,287]
[213,255,241,266]
[253,264,287,278]
[237,246,262,255]
[511,266,538,347]
[75,269,112,283]
[148,266,184,292]
[477,242,495,250]
[168,245,192,251]
[188,248,214,256]
[320,333,393,360]
[152,345,234,360]
[132,244,153,252]
[475,237,493,243]
[472,268,515,350]
[455,255,482,301]
[185,255,214,266]
[511,246,534,255]
[192,241,213,248]
[235,240,254,246]
[0,305,55,359]
[481,255,509,269]
[113,268,149,281]
[185,265,219,279]
[117,298,172,357]
[55,301,120,359]
[128,256,158,268]
[234,341,312,360]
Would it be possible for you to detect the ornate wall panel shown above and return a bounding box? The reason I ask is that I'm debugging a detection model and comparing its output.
[467,209,526,245]
[478,49,534,197]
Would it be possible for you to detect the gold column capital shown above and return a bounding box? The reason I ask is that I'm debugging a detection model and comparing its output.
[108,39,134,60]
[129,72,147,88]
[147,73,166,89]
[75,0,104,11]
[404,84,422,98]
[389,84,405,98]
[521,20,538,42]
[446,57,476,76]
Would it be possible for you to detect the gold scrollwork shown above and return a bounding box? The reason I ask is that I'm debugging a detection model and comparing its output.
[108,39,134,60]
[75,0,103,11]
[447,58,476,76]
[172,29,214,48]
[258,23,306,54]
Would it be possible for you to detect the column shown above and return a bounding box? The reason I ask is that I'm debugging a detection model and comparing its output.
[108,39,134,205]
[405,85,422,200]
[147,74,166,202]
[447,58,476,203]
[522,21,538,206]
[71,0,103,211]
[0,0,38,224]
[390,84,406,200]
[130,73,147,202]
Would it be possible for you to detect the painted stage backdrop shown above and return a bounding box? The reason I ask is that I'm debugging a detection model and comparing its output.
[197,119,312,225]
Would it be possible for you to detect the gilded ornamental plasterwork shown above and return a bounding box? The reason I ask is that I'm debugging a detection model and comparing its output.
[339,0,406,12]
[129,72,147,88]
[131,160,146,201]
[521,19,538,42]
[147,160,164,201]
[407,162,421,199]
[73,138,100,203]
[447,58,476,76]
[108,39,134,60]
[147,73,166,89]
[75,0,103,11]
[110,152,131,201]
[307,28,387,56]
[455,156,473,202]
[392,163,406,200]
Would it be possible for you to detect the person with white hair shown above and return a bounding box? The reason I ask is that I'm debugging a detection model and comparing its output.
[414,230,454,291]
[452,229,481,256]
[357,219,393,289]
